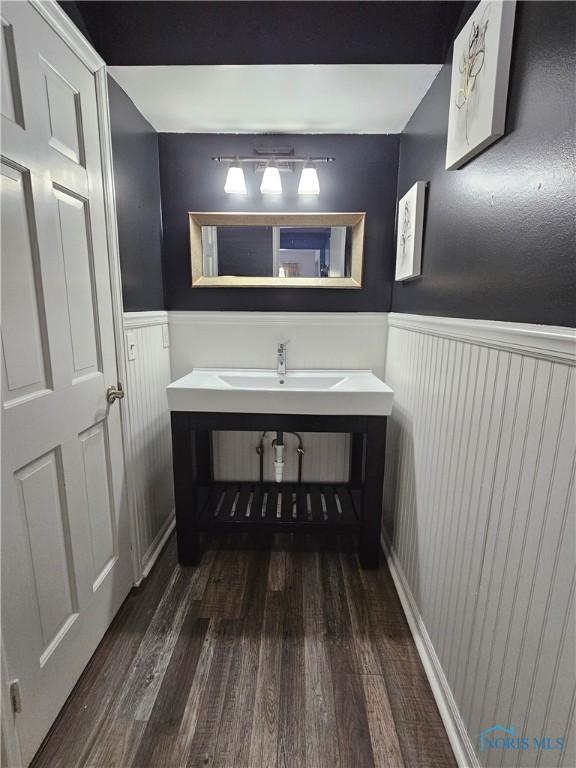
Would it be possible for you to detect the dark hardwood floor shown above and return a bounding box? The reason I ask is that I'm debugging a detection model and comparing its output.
[32,533,456,768]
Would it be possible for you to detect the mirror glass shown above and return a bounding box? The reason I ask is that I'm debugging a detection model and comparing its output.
[201,225,352,278]
[189,213,365,288]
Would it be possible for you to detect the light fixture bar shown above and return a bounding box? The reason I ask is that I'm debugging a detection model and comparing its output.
[213,156,335,164]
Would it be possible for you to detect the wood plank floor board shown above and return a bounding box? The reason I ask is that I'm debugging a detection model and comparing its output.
[320,550,360,674]
[130,606,210,767]
[169,618,219,767]
[333,672,377,768]
[320,552,378,768]
[267,550,288,592]
[302,552,342,768]
[361,674,406,768]
[115,567,199,721]
[276,552,306,768]
[198,547,251,619]
[211,626,259,768]
[186,620,237,768]
[84,719,147,768]
[31,534,456,768]
[393,721,458,768]
[212,547,271,768]
[340,550,384,676]
[248,591,284,768]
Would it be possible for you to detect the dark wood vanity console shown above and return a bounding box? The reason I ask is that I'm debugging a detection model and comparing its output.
[171,411,387,569]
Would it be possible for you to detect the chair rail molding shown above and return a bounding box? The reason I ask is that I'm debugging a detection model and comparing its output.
[124,310,169,329]
[387,312,576,365]
[168,310,388,327]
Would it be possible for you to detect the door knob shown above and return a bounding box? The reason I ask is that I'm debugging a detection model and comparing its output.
[106,382,125,404]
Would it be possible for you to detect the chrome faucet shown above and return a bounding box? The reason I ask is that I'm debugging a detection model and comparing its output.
[277,343,286,376]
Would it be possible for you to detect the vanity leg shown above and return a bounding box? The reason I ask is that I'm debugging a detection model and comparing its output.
[171,413,201,566]
[359,417,387,569]
[195,430,213,483]
[350,432,365,489]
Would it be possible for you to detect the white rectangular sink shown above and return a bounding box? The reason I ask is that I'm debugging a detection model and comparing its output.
[167,368,394,416]
[217,372,346,390]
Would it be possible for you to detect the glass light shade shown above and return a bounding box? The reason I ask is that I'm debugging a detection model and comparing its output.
[298,166,320,195]
[224,164,247,194]
[260,165,282,195]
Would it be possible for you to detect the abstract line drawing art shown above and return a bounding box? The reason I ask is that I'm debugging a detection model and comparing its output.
[400,200,412,264]
[446,1,516,170]
[395,181,426,282]
[455,7,490,145]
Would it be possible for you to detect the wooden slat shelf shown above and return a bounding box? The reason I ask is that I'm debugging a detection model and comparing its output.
[171,411,387,568]
[199,482,361,533]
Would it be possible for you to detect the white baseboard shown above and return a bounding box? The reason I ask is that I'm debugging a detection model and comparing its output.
[381,531,481,768]
[135,513,175,586]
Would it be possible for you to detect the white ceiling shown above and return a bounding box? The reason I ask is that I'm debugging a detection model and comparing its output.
[109,64,441,134]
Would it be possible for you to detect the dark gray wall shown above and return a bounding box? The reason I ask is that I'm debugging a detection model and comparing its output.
[392,1,576,327]
[159,134,399,312]
[59,1,464,66]
[108,77,165,310]
[217,228,274,277]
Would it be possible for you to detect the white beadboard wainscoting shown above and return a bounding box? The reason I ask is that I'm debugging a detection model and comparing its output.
[383,313,576,768]
[168,311,387,482]
[123,311,174,581]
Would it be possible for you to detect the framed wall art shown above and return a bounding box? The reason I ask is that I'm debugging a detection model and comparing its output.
[395,181,426,281]
[446,0,516,170]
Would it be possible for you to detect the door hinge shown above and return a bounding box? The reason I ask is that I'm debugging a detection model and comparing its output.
[9,680,22,714]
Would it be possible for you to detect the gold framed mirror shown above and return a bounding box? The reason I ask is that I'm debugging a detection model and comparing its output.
[189,212,365,288]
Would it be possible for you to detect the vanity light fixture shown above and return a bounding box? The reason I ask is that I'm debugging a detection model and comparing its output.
[260,162,283,195]
[213,153,334,196]
[224,160,247,194]
[298,162,320,195]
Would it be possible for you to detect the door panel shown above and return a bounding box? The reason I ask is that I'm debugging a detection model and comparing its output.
[1,3,132,765]
[0,17,24,126]
[14,449,78,662]
[1,162,50,399]
[41,60,85,165]
[53,188,100,377]
[79,421,116,586]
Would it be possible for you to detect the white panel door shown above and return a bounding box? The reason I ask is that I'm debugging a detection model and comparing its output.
[1,3,133,765]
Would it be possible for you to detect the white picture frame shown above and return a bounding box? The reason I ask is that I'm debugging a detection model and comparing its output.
[395,181,426,281]
[445,0,516,170]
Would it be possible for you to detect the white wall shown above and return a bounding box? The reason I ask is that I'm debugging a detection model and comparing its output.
[168,311,387,378]
[168,311,387,482]
[383,313,576,768]
[123,312,174,580]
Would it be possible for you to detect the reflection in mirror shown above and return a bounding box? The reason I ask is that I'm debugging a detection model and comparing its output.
[189,213,365,288]
[201,225,352,278]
